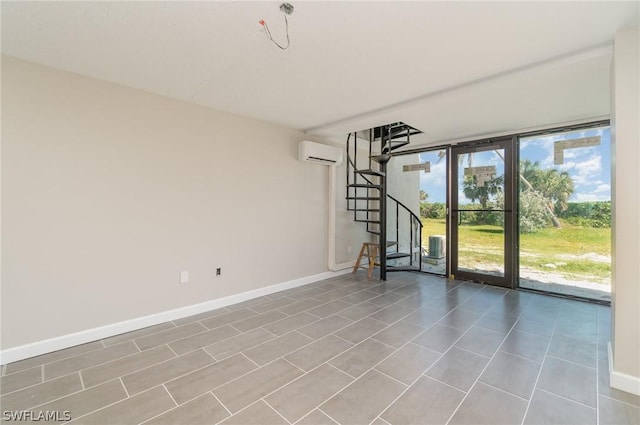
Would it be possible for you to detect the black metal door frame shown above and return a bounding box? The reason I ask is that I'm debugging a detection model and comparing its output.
[449,137,518,288]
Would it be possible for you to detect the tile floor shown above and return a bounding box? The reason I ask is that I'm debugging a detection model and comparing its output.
[1,272,639,425]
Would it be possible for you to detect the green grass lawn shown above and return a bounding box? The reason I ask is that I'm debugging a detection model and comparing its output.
[421,218,611,282]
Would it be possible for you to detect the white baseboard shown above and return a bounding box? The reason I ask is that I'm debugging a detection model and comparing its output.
[0,269,352,365]
[608,341,640,396]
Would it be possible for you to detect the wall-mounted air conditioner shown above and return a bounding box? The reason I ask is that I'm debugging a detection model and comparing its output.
[298,140,343,166]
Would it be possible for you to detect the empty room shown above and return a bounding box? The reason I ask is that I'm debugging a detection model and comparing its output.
[1,1,639,425]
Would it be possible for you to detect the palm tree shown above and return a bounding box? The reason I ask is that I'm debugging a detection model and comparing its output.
[520,160,574,223]
[462,174,503,210]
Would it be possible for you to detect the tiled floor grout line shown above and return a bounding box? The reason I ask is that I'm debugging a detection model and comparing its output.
[0,371,62,398]
[120,377,131,398]
[161,383,179,407]
[164,343,180,358]
[317,406,344,425]
[10,377,124,415]
[78,371,86,391]
[518,309,559,425]
[598,393,640,410]
[131,339,143,353]
[545,353,597,369]
[447,344,493,360]
[4,344,109,375]
[422,373,472,394]
[177,352,307,408]
[72,384,169,424]
[212,355,318,424]
[239,352,261,368]
[323,361,359,380]
[293,409,335,425]
[373,368,412,387]
[211,391,233,416]
[50,344,176,390]
[480,380,531,402]
[148,320,283,360]
[262,398,294,425]
[536,387,599,411]
[495,348,544,364]
[120,353,220,398]
[227,323,244,334]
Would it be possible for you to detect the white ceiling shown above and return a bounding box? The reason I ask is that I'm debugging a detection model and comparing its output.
[2,1,638,145]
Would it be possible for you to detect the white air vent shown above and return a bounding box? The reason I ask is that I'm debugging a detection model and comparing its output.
[298,141,343,166]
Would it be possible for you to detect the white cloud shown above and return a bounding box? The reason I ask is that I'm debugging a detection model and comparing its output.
[558,154,602,186]
[570,180,610,202]
[573,192,611,202]
[420,160,446,187]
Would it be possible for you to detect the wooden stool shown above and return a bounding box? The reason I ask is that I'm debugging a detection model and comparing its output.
[352,242,379,279]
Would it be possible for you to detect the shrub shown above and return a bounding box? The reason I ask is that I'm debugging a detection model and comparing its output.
[519,190,551,233]
[558,201,611,228]
[420,202,446,219]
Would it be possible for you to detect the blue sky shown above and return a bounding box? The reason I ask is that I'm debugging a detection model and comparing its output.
[418,150,448,203]
[418,126,611,204]
[520,126,611,203]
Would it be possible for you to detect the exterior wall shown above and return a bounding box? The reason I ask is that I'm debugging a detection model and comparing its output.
[610,27,640,391]
[1,57,332,350]
[386,154,421,256]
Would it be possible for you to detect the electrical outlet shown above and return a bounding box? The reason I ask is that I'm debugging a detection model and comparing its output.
[216,268,221,276]
[347,246,353,254]
[180,271,189,284]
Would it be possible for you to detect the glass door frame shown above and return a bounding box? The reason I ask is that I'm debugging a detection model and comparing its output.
[449,136,518,288]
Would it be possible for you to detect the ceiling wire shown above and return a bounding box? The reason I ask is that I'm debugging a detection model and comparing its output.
[259,3,294,51]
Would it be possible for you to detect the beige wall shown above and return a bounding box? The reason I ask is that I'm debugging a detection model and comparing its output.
[1,57,333,350]
[611,27,640,383]
[333,144,375,265]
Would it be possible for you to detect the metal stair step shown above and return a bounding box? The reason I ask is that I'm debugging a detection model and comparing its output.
[356,169,385,177]
[383,129,422,142]
[370,154,392,163]
[388,265,421,272]
[387,252,411,260]
[347,183,382,189]
[382,141,410,153]
[346,196,381,200]
[351,208,381,212]
[355,219,380,224]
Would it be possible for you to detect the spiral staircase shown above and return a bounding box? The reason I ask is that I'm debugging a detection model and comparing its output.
[346,122,424,280]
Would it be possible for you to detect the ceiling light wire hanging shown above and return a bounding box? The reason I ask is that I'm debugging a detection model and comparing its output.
[259,3,294,51]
